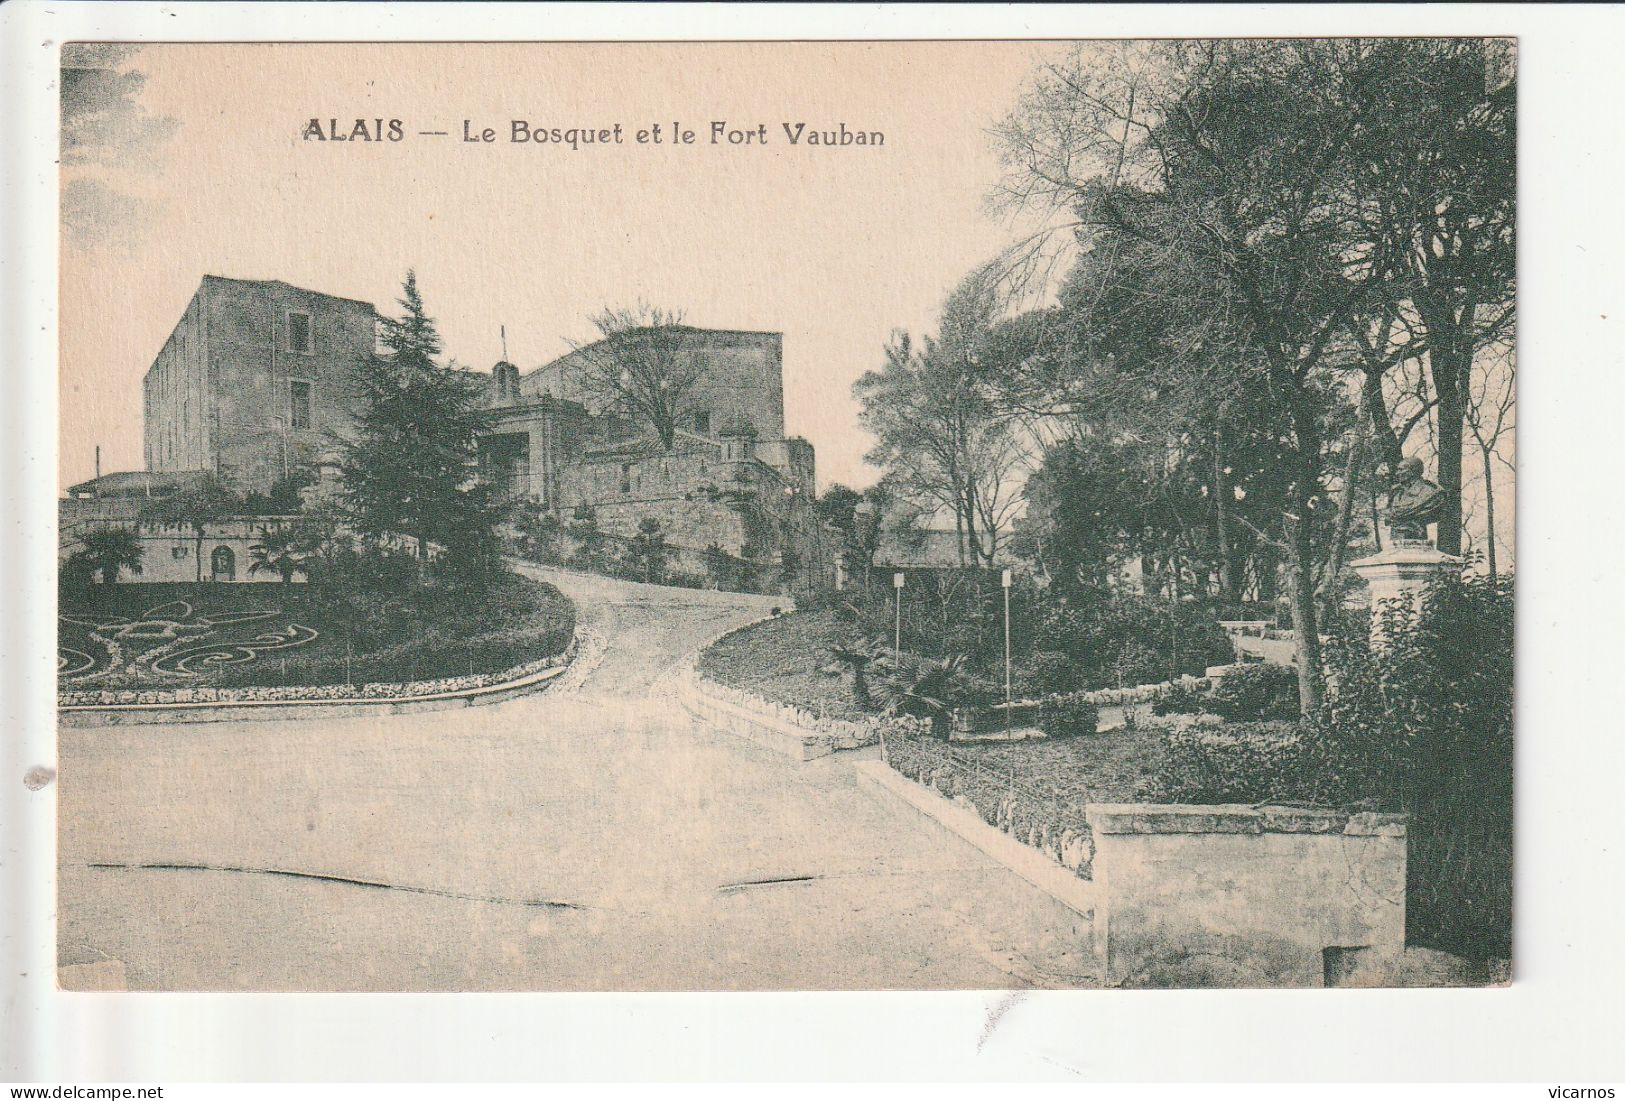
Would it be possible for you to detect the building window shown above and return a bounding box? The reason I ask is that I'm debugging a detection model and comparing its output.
[694,411,711,435]
[172,545,189,559]
[620,464,632,494]
[289,380,312,430]
[286,310,313,354]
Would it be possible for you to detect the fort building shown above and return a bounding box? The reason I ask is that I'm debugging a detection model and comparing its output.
[82,276,837,587]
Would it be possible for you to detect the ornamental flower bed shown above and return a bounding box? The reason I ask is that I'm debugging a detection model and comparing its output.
[882,730,1097,878]
[58,640,575,708]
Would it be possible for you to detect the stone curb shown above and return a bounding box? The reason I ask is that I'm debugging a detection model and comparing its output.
[1085,802,1408,837]
[58,652,572,727]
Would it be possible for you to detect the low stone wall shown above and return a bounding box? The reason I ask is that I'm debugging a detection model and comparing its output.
[859,763,1409,988]
[1086,803,1407,987]
[58,639,577,724]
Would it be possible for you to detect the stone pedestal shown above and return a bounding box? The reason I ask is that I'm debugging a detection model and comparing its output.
[1350,541,1461,647]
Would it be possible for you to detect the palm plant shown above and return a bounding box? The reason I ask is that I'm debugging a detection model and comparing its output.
[73,527,144,585]
[827,635,883,710]
[248,524,312,591]
[874,651,974,738]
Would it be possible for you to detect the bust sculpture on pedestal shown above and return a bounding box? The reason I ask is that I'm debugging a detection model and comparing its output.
[1351,457,1461,648]
[1384,456,1446,546]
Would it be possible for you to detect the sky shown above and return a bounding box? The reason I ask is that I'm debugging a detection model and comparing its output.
[58,41,1059,493]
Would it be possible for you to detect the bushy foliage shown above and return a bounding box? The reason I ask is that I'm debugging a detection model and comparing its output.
[1316,572,1513,959]
[1028,587,1233,692]
[1032,693,1101,739]
[1203,662,1301,722]
[1150,678,1208,716]
[1148,571,1513,959]
[1153,721,1327,804]
[873,651,980,736]
[842,570,1232,697]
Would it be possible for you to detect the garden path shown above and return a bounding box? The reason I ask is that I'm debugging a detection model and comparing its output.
[58,566,1095,990]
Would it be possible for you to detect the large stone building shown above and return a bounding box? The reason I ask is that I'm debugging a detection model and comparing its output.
[126,275,835,586]
[144,275,376,493]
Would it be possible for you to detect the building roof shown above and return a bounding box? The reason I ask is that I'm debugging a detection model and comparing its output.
[200,274,378,310]
[65,470,211,499]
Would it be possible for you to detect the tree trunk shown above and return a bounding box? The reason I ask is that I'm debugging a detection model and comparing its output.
[962,479,982,568]
[194,527,204,582]
[1433,347,1467,556]
[1322,421,1368,608]
[1287,416,1324,714]
[1481,439,1498,583]
[1254,542,1278,605]
[1287,520,1324,715]
[1363,369,1404,478]
[1213,429,1237,600]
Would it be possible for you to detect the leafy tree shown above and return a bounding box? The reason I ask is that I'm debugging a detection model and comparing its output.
[1336,41,1515,557]
[567,304,702,450]
[247,524,313,592]
[71,527,144,585]
[777,544,802,593]
[141,475,242,582]
[702,541,753,592]
[994,43,1397,711]
[813,484,863,535]
[855,276,1028,567]
[340,271,498,578]
[623,516,672,583]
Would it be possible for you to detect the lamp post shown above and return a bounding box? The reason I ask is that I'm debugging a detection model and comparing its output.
[893,571,905,653]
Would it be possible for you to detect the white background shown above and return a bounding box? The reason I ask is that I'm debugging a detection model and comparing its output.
[4,2,1623,1084]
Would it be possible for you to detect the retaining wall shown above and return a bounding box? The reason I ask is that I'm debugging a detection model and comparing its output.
[1086,803,1407,987]
[858,755,1409,988]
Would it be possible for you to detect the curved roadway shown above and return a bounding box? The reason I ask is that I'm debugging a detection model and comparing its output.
[58,566,1093,990]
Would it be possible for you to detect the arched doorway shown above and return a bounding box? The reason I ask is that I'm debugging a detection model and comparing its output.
[210,545,236,582]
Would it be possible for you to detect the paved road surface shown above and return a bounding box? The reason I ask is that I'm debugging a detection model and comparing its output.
[58,567,1094,991]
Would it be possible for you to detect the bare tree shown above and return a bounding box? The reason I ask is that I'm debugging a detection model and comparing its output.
[567,304,703,450]
[856,274,1033,568]
[1463,344,1515,581]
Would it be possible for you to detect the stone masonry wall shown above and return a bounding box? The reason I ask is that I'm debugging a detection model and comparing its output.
[519,330,786,441]
[1086,803,1408,987]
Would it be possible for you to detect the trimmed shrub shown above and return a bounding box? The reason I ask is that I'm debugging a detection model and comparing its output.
[1035,693,1101,739]
[1150,679,1209,717]
[1151,720,1327,805]
[1204,662,1300,721]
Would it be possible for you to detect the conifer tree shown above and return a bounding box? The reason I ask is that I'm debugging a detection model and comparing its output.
[341,271,499,579]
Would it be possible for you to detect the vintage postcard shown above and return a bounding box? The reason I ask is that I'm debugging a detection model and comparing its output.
[55,39,1514,992]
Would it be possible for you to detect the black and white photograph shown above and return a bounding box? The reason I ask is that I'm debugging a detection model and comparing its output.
[47,37,1517,993]
[9,4,1625,1087]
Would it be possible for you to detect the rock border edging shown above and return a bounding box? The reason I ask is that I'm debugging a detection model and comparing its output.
[58,638,577,725]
